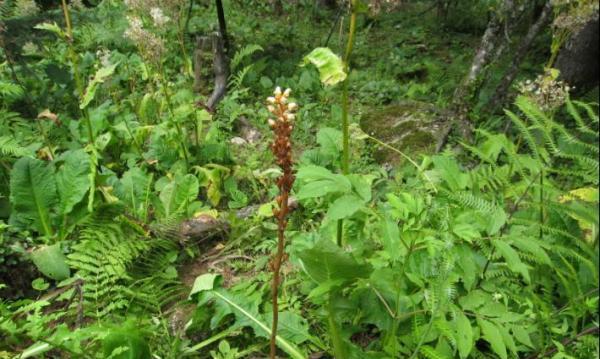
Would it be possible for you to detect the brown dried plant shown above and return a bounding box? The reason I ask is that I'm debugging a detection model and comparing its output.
[267,86,297,359]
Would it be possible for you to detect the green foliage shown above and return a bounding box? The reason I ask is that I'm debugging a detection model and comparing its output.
[0,2,598,358]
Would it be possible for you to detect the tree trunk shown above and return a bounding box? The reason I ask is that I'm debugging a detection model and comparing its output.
[486,1,553,112]
[436,0,516,152]
[215,0,230,54]
[206,33,229,112]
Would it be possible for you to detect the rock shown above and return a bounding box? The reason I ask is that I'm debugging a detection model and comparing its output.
[360,101,442,164]
[556,15,599,92]
[230,137,247,146]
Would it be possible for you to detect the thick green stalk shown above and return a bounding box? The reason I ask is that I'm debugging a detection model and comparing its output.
[336,0,358,247]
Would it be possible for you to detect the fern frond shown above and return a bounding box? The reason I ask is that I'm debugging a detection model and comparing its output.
[230,44,263,70]
[0,136,31,157]
[419,345,447,359]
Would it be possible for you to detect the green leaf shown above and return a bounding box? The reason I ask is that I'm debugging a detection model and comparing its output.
[210,291,305,359]
[34,22,65,38]
[189,273,221,298]
[298,239,372,285]
[56,150,91,216]
[115,168,152,216]
[380,216,400,261]
[493,240,530,283]
[326,194,364,220]
[512,325,534,348]
[9,157,58,236]
[295,165,351,199]
[31,243,70,281]
[32,278,50,291]
[102,328,150,359]
[316,127,343,157]
[80,62,119,109]
[477,318,507,359]
[454,312,473,359]
[432,155,468,191]
[271,311,311,344]
[159,174,199,218]
[303,47,347,86]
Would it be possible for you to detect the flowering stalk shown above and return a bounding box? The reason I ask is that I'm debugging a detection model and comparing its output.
[267,87,297,359]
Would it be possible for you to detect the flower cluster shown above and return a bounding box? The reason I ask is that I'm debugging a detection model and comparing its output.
[150,7,170,27]
[517,69,572,112]
[267,87,297,220]
[552,0,599,34]
[124,0,184,21]
[123,16,165,63]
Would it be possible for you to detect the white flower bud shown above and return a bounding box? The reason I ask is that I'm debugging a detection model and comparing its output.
[268,119,276,127]
[283,88,292,97]
[288,103,298,111]
[274,87,282,96]
[267,97,276,104]
[267,105,276,113]
[286,114,296,121]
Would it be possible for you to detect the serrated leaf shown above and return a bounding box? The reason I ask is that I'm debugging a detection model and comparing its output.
[454,311,473,358]
[303,47,347,86]
[477,319,507,359]
[34,22,65,38]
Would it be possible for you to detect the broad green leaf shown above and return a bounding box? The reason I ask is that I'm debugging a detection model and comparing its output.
[159,174,199,218]
[56,150,91,216]
[80,62,119,109]
[326,194,363,220]
[115,168,152,216]
[303,47,347,86]
[454,311,473,358]
[189,273,221,298]
[477,318,507,359]
[9,157,58,236]
[295,165,351,199]
[270,311,311,344]
[316,127,343,158]
[298,239,372,285]
[210,291,305,359]
[102,328,150,359]
[493,240,530,283]
[31,243,70,280]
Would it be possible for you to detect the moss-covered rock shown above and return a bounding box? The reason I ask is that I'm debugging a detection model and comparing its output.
[360,101,442,164]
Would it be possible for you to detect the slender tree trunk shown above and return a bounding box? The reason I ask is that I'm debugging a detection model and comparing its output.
[215,0,229,54]
[436,0,516,151]
[487,1,553,112]
[206,33,229,112]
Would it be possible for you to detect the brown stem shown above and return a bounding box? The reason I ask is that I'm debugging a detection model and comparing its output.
[267,88,297,359]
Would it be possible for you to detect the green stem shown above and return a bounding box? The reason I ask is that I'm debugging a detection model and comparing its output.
[328,291,347,359]
[60,0,95,144]
[336,0,358,247]
[159,64,190,170]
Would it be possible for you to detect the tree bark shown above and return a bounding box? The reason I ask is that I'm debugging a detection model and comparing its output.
[436,0,516,152]
[206,33,229,112]
[215,0,229,54]
[486,1,553,113]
